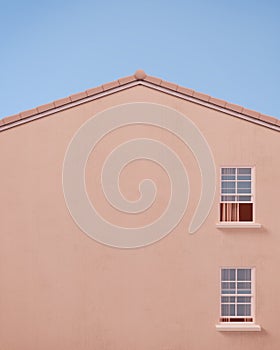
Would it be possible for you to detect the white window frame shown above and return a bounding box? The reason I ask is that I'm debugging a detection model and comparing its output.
[219,267,255,323]
[216,267,261,331]
[219,166,257,224]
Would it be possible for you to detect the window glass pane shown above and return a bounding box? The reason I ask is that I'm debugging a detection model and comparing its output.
[222,282,236,289]
[222,168,236,175]
[222,181,235,188]
[237,290,251,294]
[237,196,252,202]
[222,188,236,194]
[230,304,235,316]
[222,290,236,294]
[222,282,235,294]
[222,304,236,316]
[237,188,251,194]
[237,269,251,281]
[237,304,251,316]
[222,175,236,181]
[221,304,229,316]
[237,282,251,290]
[237,304,246,316]
[237,175,251,181]
[237,182,251,190]
[221,195,237,202]
[238,168,251,175]
[237,296,251,303]
[221,269,236,281]
[221,296,236,303]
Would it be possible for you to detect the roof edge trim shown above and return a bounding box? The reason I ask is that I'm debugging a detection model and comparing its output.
[140,81,280,132]
[1,71,279,132]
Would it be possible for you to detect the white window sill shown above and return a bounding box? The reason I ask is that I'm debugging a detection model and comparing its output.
[216,222,262,229]
[216,323,261,332]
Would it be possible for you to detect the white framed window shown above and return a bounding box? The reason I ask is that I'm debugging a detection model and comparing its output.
[220,268,255,323]
[220,167,254,222]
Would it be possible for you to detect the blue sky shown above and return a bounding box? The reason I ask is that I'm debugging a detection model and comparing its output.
[1,0,280,119]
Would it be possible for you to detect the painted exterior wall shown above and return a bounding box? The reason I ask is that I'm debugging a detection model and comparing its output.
[0,83,280,349]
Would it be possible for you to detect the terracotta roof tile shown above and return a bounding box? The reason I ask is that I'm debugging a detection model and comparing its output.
[176,86,194,96]
[160,80,178,91]
[118,76,135,85]
[69,91,88,102]
[20,108,38,119]
[54,97,72,108]
[209,97,227,107]
[37,102,55,113]
[193,91,210,102]
[86,85,104,97]
[225,102,244,113]
[144,75,162,85]
[1,70,279,130]
[259,113,279,125]
[242,108,261,119]
[2,114,21,124]
[102,80,120,91]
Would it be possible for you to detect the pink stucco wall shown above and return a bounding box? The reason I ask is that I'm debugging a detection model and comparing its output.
[0,85,279,349]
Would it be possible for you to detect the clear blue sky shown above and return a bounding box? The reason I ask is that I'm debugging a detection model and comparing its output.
[1,0,280,119]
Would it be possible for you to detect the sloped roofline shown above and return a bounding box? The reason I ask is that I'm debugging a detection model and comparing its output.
[1,70,279,132]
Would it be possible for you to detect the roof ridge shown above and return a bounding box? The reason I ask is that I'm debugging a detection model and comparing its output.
[1,70,279,129]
